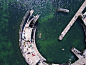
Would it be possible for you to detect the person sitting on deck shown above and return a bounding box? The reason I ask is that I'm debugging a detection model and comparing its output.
[27,52,30,54]
[32,53,35,56]
[25,40,30,42]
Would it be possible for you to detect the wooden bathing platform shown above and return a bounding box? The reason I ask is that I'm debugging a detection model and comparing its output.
[58,0,86,40]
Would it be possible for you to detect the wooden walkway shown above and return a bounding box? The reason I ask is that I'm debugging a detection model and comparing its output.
[71,48,86,65]
[58,0,86,40]
[80,12,86,25]
[19,10,47,65]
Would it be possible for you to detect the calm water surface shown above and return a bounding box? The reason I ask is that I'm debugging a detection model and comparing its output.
[0,0,85,65]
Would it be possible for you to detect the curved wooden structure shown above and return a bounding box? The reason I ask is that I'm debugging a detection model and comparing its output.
[19,9,86,65]
[19,10,47,65]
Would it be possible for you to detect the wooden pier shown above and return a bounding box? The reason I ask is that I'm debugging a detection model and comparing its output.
[58,0,86,40]
[19,10,47,65]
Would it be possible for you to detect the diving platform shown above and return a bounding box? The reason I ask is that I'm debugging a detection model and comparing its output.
[71,47,86,65]
[58,0,86,40]
[80,12,86,25]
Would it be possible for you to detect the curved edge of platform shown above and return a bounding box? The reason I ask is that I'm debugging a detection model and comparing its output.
[19,10,86,65]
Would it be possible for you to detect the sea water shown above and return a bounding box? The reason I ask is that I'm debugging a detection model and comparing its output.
[0,0,85,64]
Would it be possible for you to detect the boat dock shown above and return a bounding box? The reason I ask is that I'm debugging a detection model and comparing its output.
[58,0,86,40]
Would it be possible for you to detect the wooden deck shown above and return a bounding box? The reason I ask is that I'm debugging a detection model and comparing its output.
[58,0,86,40]
[19,10,47,65]
[80,12,86,25]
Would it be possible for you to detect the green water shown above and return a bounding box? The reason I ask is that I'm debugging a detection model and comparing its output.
[0,0,85,65]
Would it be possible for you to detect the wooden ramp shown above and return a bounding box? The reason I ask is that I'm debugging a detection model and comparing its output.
[58,0,86,40]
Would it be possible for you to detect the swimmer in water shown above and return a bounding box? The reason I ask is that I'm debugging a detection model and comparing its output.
[39,33,41,38]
